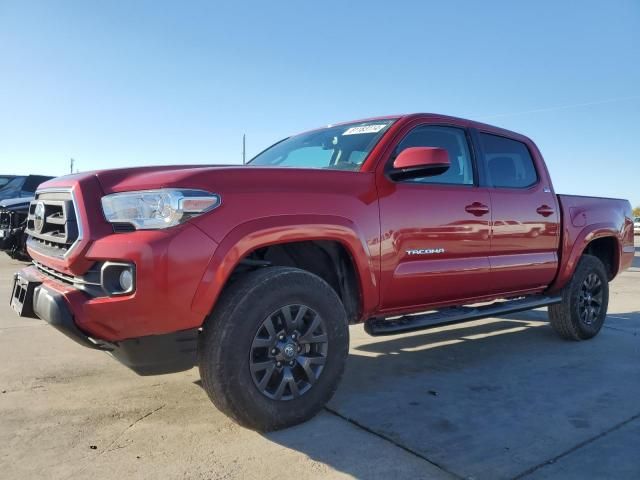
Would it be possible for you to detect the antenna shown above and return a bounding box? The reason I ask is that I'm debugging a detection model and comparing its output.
[70,158,75,174]
[242,134,246,165]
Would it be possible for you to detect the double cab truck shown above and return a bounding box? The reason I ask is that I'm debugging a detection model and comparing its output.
[10,114,635,431]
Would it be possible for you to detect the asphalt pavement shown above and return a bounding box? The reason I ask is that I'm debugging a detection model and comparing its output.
[1,240,639,479]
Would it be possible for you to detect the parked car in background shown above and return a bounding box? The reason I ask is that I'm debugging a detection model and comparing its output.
[0,197,33,260]
[8,114,636,431]
[0,175,53,260]
[634,216,640,235]
[0,175,53,201]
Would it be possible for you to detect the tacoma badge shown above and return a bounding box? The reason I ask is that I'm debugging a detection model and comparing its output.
[406,248,445,256]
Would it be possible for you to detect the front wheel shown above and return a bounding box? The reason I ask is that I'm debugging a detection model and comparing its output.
[548,254,609,340]
[198,266,349,431]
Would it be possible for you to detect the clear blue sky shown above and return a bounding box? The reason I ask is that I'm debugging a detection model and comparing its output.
[1,1,638,206]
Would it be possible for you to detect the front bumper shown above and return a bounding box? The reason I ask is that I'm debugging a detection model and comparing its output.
[0,227,16,249]
[27,223,218,341]
[10,267,199,375]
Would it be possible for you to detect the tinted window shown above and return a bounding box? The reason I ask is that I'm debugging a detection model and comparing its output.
[393,126,474,185]
[479,133,537,188]
[22,175,52,192]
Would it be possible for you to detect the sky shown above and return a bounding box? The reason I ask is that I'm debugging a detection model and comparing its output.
[1,0,639,207]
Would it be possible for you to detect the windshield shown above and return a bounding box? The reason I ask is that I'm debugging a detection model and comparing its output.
[0,177,25,192]
[249,120,395,171]
[0,176,17,188]
[0,177,28,201]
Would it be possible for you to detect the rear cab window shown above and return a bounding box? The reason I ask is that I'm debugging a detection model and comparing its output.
[478,133,538,188]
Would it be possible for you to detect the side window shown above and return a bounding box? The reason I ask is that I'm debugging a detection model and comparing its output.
[22,176,46,193]
[479,133,538,188]
[393,126,474,185]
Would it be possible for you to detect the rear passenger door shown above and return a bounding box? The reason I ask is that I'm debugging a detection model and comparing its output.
[475,131,560,294]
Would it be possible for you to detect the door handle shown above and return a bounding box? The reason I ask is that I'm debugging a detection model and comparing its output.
[536,205,555,217]
[465,202,490,217]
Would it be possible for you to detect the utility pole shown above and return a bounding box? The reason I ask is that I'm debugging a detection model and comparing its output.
[70,158,75,174]
[242,134,246,165]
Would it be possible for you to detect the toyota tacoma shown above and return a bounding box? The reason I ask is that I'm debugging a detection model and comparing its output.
[10,114,635,431]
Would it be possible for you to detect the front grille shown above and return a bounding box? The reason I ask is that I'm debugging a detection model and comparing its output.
[0,208,16,228]
[1,205,28,229]
[25,190,81,258]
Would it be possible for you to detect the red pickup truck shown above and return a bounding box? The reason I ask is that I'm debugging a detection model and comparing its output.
[10,114,635,431]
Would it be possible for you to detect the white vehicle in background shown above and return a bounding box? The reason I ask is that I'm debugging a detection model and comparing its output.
[634,217,640,235]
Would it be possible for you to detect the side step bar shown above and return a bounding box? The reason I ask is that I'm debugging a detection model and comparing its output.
[364,295,562,336]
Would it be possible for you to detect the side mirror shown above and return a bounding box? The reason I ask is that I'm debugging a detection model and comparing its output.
[389,147,450,181]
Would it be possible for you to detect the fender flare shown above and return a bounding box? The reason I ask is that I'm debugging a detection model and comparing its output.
[190,214,379,320]
[548,222,622,293]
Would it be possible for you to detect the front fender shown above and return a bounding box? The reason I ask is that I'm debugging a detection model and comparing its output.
[190,214,379,320]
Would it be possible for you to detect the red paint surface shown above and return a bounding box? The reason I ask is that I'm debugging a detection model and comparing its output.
[27,113,634,341]
[392,146,449,169]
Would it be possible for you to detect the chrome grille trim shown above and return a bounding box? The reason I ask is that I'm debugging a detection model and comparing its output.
[25,187,83,259]
[33,260,101,287]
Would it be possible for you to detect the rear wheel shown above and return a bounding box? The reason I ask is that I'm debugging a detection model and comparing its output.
[198,266,349,431]
[548,254,609,340]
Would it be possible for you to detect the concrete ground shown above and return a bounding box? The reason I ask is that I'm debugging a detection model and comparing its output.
[1,240,639,480]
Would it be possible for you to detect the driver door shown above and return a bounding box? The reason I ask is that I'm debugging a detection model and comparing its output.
[377,124,493,312]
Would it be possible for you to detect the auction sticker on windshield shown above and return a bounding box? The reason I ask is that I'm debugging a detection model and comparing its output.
[342,124,388,135]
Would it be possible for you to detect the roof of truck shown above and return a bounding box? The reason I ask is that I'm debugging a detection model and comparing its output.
[328,113,532,143]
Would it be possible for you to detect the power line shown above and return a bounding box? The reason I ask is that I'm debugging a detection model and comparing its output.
[475,95,640,120]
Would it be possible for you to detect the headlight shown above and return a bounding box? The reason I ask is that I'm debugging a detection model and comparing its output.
[101,189,221,230]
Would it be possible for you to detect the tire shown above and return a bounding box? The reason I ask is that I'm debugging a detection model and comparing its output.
[548,254,609,340]
[198,266,349,431]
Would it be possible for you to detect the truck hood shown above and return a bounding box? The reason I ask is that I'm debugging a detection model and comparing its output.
[94,165,247,193]
[39,165,238,194]
[0,196,33,209]
[38,164,363,196]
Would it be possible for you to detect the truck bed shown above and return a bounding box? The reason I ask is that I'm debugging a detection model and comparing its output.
[556,193,635,280]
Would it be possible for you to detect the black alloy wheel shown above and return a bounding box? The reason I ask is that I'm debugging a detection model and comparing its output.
[578,272,603,326]
[198,266,349,431]
[548,254,609,340]
[250,304,328,400]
